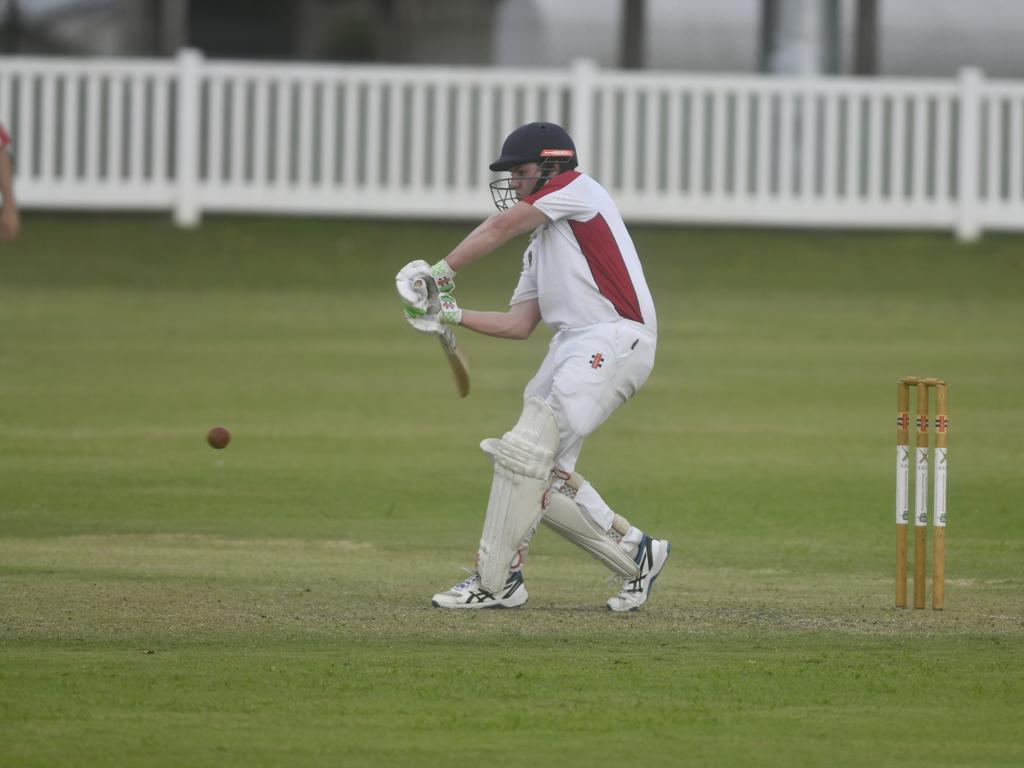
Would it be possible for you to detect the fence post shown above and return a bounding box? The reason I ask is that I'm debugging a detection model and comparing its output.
[174,48,202,227]
[570,58,596,172]
[956,67,982,242]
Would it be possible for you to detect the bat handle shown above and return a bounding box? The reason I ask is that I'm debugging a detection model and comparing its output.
[440,326,457,351]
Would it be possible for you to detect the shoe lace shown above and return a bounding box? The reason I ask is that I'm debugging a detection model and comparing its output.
[608,565,646,596]
[453,567,477,591]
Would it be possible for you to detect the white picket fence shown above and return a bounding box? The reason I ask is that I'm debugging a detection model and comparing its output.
[3,49,1024,239]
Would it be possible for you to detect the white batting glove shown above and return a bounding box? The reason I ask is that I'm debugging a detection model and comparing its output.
[395,259,431,315]
[407,313,445,336]
[401,279,443,336]
[430,259,456,293]
[404,289,461,335]
[437,292,463,325]
[396,259,462,335]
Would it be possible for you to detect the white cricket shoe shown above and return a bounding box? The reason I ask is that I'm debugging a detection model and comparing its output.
[606,535,671,612]
[431,570,528,609]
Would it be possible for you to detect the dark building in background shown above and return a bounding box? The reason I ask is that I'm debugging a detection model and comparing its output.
[3,0,1021,79]
[188,0,295,60]
[1,0,500,63]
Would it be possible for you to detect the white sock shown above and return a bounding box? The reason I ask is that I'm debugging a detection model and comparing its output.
[619,526,644,559]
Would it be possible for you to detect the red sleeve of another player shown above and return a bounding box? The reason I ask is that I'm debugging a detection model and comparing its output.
[0,122,11,148]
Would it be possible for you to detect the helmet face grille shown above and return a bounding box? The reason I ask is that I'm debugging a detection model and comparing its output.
[488,158,571,211]
[489,178,519,211]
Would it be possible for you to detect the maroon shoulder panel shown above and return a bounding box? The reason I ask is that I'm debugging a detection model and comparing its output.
[523,170,581,204]
[568,214,644,324]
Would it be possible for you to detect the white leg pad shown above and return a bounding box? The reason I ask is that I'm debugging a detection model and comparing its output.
[541,475,640,579]
[476,396,560,594]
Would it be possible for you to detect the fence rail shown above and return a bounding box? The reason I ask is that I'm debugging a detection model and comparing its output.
[3,50,1024,239]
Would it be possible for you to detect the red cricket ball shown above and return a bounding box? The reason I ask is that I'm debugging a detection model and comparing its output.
[207,426,231,450]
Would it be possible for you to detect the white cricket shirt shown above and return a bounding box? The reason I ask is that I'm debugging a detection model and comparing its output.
[510,171,657,334]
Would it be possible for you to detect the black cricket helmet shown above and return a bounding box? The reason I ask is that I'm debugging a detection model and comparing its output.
[489,122,578,210]
[489,122,578,172]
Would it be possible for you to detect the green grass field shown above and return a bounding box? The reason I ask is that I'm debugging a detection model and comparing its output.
[1,214,1022,767]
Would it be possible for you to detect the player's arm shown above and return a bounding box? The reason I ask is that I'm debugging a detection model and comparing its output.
[459,298,541,340]
[444,202,547,272]
[395,202,544,329]
[0,146,19,241]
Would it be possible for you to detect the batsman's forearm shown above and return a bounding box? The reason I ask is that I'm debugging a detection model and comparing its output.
[444,216,510,272]
[444,203,546,271]
[458,309,532,340]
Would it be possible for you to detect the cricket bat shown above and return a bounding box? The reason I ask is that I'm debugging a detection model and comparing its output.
[414,278,470,398]
[439,326,470,398]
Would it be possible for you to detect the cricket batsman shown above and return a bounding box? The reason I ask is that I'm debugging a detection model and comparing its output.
[396,122,670,612]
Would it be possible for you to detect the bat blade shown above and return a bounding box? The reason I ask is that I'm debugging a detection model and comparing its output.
[440,327,470,398]
[411,277,469,397]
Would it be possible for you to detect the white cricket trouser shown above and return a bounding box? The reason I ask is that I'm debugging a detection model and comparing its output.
[522,319,656,531]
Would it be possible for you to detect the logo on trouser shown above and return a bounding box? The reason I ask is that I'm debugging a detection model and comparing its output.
[590,353,604,369]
